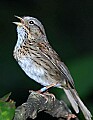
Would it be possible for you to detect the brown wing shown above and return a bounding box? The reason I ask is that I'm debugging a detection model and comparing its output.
[37,41,75,88]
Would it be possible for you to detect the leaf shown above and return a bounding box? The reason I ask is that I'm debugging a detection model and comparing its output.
[0,93,15,120]
[0,92,11,102]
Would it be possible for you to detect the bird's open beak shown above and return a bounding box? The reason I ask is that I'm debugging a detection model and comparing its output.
[13,15,24,26]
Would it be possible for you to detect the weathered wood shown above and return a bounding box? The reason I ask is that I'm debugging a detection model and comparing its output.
[13,91,79,120]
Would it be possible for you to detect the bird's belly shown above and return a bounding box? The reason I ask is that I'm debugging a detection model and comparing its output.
[18,57,55,86]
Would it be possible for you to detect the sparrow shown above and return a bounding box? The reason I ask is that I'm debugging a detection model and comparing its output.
[13,16,92,120]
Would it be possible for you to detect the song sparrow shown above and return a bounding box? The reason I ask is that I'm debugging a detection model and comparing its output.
[13,16,92,120]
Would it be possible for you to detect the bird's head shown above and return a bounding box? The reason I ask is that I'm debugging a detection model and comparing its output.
[13,16,46,40]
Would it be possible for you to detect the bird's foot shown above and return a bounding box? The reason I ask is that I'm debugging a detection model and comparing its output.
[29,90,49,103]
[29,83,58,103]
[36,91,55,103]
[66,113,77,120]
[43,92,56,101]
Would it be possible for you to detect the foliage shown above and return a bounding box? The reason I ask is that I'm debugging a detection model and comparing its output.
[0,93,15,120]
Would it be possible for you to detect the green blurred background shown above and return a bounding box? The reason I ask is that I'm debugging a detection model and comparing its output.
[0,0,93,119]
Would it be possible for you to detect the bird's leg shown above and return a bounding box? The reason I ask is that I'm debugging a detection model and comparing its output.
[36,82,58,102]
[38,82,58,93]
[29,84,57,103]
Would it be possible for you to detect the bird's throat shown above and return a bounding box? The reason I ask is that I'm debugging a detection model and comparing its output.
[16,26,28,48]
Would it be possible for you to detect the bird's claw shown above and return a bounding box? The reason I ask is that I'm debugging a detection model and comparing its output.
[66,113,77,120]
[43,92,56,101]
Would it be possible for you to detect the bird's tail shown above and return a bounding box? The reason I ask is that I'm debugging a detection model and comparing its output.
[63,88,92,120]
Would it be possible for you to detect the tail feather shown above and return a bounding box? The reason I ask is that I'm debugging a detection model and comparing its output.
[71,89,92,120]
[63,88,79,113]
[64,88,92,120]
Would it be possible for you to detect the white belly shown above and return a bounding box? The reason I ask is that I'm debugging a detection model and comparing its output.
[18,57,50,86]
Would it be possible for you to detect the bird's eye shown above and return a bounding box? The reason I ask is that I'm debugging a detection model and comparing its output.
[29,20,34,25]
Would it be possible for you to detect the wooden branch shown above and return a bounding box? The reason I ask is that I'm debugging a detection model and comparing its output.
[13,91,79,120]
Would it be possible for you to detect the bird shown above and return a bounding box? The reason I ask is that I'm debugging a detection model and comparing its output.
[13,16,92,120]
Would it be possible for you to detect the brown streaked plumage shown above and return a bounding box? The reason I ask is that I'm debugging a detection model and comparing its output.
[13,16,92,120]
